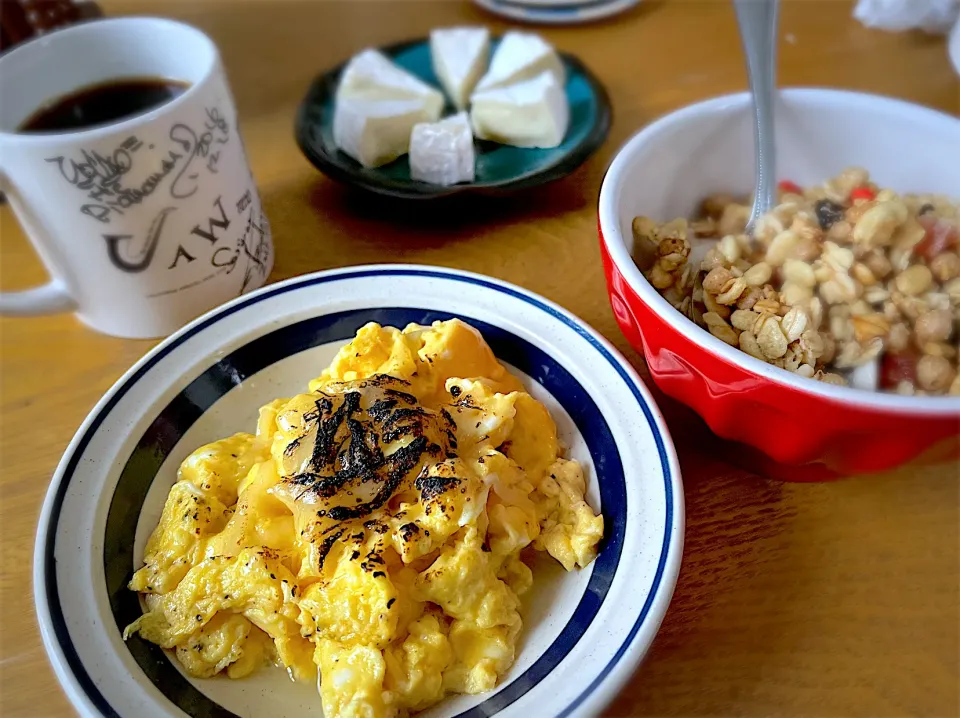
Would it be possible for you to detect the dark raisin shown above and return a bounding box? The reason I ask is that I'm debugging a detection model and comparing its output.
[450,385,462,398]
[814,199,845,230]
[918,203,935,216]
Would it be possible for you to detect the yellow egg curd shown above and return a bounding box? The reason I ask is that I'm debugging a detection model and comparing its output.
[125,319,604,718]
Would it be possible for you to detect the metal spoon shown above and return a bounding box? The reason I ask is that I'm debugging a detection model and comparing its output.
[733,0,781,233]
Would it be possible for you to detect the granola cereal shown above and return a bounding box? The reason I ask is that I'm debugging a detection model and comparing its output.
[632,169,960,395]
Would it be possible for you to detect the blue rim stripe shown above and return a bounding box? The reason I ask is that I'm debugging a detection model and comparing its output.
[42,268,674,718]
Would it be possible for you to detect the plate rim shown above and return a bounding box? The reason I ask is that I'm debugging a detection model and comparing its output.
[472,0,642,25]
[34,264,683,718]
[293,37,613,199]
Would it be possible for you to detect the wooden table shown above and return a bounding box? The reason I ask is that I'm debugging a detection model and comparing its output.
[1,1,958,716]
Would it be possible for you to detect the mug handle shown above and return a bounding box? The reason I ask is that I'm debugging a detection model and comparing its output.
[0,169,78,316]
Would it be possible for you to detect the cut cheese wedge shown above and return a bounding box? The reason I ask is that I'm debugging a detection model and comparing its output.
[430,27,490,110]
[409,112,475,186]
[338,48,444,120]
[333,97,435,168]
[474,31,565,94]
[470,71,569,148]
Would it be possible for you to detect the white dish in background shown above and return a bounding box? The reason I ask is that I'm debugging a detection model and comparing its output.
[35,265,683,718]
[509,0,596,5]
[473,0,642,25]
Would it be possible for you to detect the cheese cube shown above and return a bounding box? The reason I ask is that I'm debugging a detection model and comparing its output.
[430,27,490,110]
[470,71,569,149]
[338,48,444,120]
[333,98,436,168]
[409,112,475,186]
[474,31,565,94]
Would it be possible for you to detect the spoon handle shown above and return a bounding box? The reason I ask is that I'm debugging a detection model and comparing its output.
[734,0,780,227]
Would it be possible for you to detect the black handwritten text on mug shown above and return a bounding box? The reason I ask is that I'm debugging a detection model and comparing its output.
[169,108,230,199]
[103,190,271,298]
[44,106,229,221]
[168,195,231,267]
[102,206,177,273]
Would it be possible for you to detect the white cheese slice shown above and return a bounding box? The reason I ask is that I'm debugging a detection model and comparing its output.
[474,31,565,93]
[430,27,490,110]
[337,48,444,120]
[333,98,435,168]
[409,112,475,186]
[470,71,569,148]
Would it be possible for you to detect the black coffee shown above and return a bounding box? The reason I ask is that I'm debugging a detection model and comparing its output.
[19,76,190,133]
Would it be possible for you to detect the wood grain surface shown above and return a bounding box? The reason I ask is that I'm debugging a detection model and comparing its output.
[1,1,958,716]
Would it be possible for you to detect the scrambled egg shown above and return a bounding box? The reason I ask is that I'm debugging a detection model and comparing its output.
[126,319,604,718]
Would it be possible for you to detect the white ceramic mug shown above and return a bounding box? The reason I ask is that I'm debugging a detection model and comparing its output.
[0,17,273,338]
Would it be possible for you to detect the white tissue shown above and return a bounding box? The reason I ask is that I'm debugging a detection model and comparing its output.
[853,0,959,34]
[950,14,960,75]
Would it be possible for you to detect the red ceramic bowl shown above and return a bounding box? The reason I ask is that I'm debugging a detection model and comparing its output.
[598,89,960,480]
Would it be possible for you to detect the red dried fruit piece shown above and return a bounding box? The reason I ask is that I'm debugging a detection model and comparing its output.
[915,216,958,260]
[849,187,876,202]
[777,180,803,195]
[880,352,919,389]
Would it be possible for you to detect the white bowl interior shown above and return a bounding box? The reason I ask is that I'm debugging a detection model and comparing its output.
[609,89,960,241]
[600,88,960,413]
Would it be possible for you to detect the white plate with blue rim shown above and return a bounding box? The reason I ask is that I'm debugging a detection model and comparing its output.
[472,0,642,25]
[35,265,683,718]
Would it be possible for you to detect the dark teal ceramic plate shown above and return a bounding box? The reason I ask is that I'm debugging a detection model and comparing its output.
[295,37,612,199]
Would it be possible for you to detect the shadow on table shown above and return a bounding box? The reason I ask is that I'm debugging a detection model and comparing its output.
[604,388,960,716]
[603,390,808,716]
[304,169,593,243]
